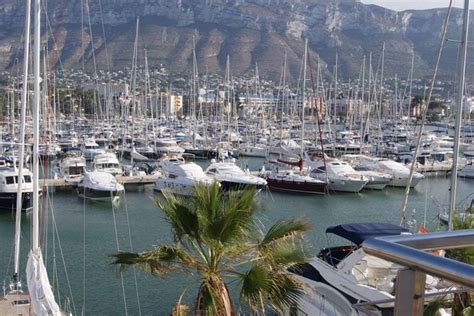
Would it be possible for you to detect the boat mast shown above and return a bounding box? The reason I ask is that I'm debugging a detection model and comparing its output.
[448,0,470,231]
[32,0,41,251]
[13,0,32,288]
[300,39,308,159]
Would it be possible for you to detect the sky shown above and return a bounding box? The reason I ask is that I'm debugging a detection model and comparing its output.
[361,0,473,11]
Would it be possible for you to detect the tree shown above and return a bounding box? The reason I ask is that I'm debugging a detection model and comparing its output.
[428,100,446,111]
[411,94,426,107]
[112,183,310,315]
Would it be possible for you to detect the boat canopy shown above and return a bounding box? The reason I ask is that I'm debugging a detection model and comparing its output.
[326,223,409,245]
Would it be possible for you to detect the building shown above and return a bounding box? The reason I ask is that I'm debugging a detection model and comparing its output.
[167,94,183,115]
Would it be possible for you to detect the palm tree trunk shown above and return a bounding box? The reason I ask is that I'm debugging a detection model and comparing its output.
[195,280,233,316]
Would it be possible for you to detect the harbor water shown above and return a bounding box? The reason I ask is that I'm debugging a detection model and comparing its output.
[0,158,472,315]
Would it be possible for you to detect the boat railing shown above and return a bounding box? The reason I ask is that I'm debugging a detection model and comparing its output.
[361,229,474,315]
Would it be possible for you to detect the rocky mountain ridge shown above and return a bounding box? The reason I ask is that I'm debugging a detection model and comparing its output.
[0,0,472,80]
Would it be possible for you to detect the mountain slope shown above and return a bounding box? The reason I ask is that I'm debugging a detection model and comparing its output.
[0,0,471,80]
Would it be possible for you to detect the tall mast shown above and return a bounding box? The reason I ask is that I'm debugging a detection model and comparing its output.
[300,39,308,158]
[449,0,470,230]
[32,0,41,251]
[13,0,32,286]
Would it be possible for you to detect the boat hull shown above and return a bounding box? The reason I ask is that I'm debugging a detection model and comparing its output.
[0,192,33,212]
[328,179,366,193]
[184,148,218,159]
[388,175,423,188]
[77,187,122,202]
[266,178,326,194]
[220,181,265,192]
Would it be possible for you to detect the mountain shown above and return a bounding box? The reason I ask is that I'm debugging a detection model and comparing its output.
[0,0,472,80]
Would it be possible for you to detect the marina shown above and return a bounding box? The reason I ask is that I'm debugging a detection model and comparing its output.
[0,0,474,315]
[0,167,472,314]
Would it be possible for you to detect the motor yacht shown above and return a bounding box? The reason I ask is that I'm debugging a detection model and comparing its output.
[82,138,106,160]
[307,158,368,193]
[154,162,216,196]
[92,152,122,176]
[154,138,185,157]
[344,155,424,188]
[205,159,267,191]
[77,171,124,202]
[0,159,33,211]
[55,151,86,181]
[342,155,393,190]
[288,223,453,315]
[238,144,268,158]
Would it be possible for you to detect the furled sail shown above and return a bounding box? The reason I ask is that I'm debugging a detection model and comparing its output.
[26,249,61,316]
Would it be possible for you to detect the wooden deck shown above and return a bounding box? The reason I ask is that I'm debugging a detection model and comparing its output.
[0,291,70,315]
[0,292,31,316]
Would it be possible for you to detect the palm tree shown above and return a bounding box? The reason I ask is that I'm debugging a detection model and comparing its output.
[112,183,310,315]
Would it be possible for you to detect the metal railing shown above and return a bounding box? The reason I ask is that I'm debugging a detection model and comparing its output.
[362,229,474,315]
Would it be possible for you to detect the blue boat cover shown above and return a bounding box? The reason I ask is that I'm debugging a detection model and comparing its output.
[326,223,409,245]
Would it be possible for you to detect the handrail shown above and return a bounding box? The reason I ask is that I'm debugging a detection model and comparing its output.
[362,230,474,289]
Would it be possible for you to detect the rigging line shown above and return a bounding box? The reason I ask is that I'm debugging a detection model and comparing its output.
[110,191,129,316]
[121,187,142,315]
[85,0,103,121]
[41,5,65,72]
[398,0,454,225]
[45,189,64,310]
[98,0,111,73]
[82,185,86,315]
[51,202,61,310]
[50,197,77,315]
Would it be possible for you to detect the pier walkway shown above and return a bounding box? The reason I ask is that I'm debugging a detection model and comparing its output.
[40,174,161,190]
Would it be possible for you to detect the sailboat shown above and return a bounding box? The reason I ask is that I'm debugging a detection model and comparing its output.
[0,0,64,314]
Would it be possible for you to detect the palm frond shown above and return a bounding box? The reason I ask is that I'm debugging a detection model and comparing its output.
[196,184,256,245]
[261,239,307,266]
[261,219,311,246]
[157,192,200,240]
[111,245,195,276]
[194,181,221,221]
[238,265,304,314]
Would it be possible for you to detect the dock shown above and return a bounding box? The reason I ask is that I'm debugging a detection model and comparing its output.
[40,174,161,191]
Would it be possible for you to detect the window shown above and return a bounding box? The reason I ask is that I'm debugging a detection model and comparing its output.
[24,175,32,183]
[6,177,15,184]
[207,169,217,174]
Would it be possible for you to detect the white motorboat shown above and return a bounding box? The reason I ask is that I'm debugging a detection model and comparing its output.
[82,138,106,161]
[205,160,267,191]
[351,166,392,190]
[288,223,453,315]
[77,171,124,202]
[56,151,86,181]
[0,159,33,211]
[238,144,268,158]
[307,158,368,193]
[38,143,61,159]
[154,162,216,196]
[92,152,122,176]
[344,155,424,188]
[154,138,185,157]
[342,155,393,190]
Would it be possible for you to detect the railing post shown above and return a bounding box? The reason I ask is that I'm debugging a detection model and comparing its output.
[394,268,426,316]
